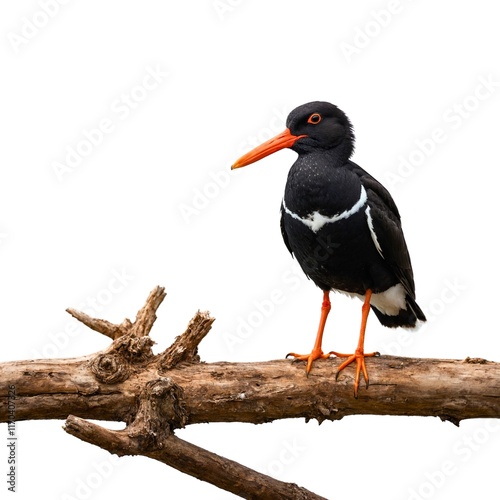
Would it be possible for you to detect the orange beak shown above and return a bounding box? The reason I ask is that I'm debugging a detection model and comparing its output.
[231,129,307,170]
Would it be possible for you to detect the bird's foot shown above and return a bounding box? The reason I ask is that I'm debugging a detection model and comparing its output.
[286,348,332,375]
[330,349,380,398]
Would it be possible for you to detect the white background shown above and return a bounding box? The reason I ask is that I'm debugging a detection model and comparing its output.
[1,1,500,499]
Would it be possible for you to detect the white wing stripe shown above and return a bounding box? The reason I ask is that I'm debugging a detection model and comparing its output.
[282,185,367,233]
[365,205,384,258]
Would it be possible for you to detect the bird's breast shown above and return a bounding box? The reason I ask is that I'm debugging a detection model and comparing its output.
[282,184,367,233]
[283,157,366,230]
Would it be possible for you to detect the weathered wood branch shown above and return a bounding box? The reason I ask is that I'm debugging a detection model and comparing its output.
[1,286,499,499]
[63,383,326,500]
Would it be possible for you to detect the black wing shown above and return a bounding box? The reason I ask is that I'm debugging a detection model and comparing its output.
[347,160,416,298]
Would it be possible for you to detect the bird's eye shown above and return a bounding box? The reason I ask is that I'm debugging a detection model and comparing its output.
[307,113,322,124]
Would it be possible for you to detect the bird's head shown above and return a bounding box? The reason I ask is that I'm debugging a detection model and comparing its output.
[231,101,355,170]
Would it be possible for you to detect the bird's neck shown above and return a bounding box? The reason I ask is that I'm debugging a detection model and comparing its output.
[295,141,353,165]
[284,155,362,217]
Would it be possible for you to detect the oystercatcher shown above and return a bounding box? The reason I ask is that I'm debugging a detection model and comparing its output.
[231,101,426,397]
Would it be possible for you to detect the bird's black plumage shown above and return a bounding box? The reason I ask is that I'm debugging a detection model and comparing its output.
[231,100,425,396]
[279,102,425,327]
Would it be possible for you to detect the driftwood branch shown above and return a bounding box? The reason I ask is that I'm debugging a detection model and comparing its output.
[1,286,499,498]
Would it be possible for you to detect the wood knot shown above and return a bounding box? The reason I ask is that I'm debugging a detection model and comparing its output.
[114,336,155,362]
[127,378,188,449]
[142,378,188,429]
[89,353,130,384]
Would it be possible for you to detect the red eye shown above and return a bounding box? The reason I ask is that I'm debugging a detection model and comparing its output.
[307,113,322,124]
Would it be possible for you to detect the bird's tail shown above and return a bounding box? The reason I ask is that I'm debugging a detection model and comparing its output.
[371,294,426,328]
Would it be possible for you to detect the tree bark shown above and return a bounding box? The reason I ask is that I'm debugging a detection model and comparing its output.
[1,287,499,498]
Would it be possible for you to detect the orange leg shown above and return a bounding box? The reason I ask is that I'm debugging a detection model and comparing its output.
[330,289,379,398]
[287,290,332,374]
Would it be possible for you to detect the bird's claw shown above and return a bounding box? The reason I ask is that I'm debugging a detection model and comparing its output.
[286,350,332,374]
[331,350,379,398]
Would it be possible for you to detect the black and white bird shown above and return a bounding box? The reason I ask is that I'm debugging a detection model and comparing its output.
[231,101,426,397]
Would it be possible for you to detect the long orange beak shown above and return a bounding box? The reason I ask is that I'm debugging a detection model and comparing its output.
[231,129,307,170]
